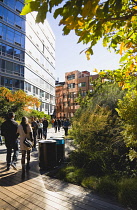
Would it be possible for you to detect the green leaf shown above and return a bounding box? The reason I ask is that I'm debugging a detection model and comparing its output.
[36,2,48,23]
[20,3,32,15]
[53,8,63,19]
[63,26,70,35]
[25,0,33,3]
[20,1,40,15]
[120,54,129,63]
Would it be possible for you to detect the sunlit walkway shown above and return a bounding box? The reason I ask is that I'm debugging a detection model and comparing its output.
[0,128,126,210]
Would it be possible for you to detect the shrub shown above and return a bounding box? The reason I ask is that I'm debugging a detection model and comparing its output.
[81,176,99,190]
[57,165,85,185]
[118,178,137,210]
[66,168,86,184]
[96,176,118,197]
[69,150,89,168]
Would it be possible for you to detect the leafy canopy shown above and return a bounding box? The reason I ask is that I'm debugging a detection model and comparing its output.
[21,0,137,61]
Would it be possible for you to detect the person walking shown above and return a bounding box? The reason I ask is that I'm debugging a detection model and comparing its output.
[63,118,70,136]
[31,117,38,150]
[1,112,18,171]
[37,119,43,139]
[57,118,61,132]
[53,118,58,133]
[17,117,33,178]
[42,117,48,139]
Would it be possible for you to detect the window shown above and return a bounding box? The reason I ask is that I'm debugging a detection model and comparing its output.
[7,10,14,25]
[28,83,31,92]
[15,31,21,45]
[20,66,24,77]
[42,103,45,109]
[0,23,2,38]
[15,15,22,29]
[0,6,3,19]
[78,82,86,87]
[1,43,6,55]
[0,59,5,72]
[6,45,13,58]
[45,103,48,110]
[45,92,49,99]
[40,90,44,97]
[24,82,27,91]
[14,63,20,76]
[7,27,14,43]
[68,83,75,89]
[20,81,24,90]
[16,1,23,13]
[6,61,13,74]
[33,86,36,94]
[20,50,25,62]
[14,48,20,60]
[5,0,16,9]
[3,7,7,22]
[81,91,86,96]
[14,79,20,88]
[36,87,38,95]
[1,76,4,86]
[67,74,75,80]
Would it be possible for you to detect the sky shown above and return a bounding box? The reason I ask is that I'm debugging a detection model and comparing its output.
[47,14,121,82]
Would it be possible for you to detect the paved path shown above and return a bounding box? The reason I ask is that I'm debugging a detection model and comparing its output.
[0,127,126,209]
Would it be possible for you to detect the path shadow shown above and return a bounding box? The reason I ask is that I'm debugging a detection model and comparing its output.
[0,160,40,187]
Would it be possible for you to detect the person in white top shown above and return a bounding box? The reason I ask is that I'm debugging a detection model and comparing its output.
[37,119,43,139]
[17,117,33,178]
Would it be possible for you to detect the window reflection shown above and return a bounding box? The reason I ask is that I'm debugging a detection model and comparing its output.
[14,48,20,60]
[0,43,25,62]
[7,45,13,58]
[7,28,14,43]
[0,23,25,47]
[7,10,14,25]
[14,79,20,88]
[1,7,25,31]
[0,59,24,77]
[14,63,20,76]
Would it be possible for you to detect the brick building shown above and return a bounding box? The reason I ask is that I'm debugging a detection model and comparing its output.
[55,70,98,118]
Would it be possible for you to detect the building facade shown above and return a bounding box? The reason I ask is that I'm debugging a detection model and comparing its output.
[0,0,55,115]
[55,70,98,118]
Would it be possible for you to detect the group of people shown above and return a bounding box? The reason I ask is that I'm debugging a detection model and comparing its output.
[1,113,71,178]
[0,113,48,178]
[52,118,70,136]
[31,117,49,149]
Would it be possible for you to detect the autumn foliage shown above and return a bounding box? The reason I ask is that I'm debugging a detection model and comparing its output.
[0,87,41,118]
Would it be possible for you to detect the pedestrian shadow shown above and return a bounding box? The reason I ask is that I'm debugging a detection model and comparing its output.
[0,160,39,187]
[0,148,7,154]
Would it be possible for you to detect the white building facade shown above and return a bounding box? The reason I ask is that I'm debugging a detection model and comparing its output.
[0,0,55,115]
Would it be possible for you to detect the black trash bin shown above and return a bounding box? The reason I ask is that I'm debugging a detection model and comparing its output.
[39,140,57,170]
[50,138,65,165]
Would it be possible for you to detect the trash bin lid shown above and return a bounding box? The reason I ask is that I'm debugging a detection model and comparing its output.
[39,140,56,143]
[49,137,64,139]
[49,138,65,145]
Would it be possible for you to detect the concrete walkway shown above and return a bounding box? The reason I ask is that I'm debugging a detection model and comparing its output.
[0,127,126,209]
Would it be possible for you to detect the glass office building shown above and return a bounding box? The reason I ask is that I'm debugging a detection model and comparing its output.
[0,0,55,115]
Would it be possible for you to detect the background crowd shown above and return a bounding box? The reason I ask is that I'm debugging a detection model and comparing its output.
[0,112,70,178]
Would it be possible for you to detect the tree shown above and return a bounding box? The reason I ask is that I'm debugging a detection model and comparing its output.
[116,90,137,160]
[21,0,137,62]
[0,87,41,118]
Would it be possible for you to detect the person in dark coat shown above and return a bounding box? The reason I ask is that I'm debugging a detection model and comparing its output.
[42,117,48,139]
[1,112,18,170]
[53,118,58,133]
[31,117,38,150]
[63,118,70,136]
[57,118,61,132]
